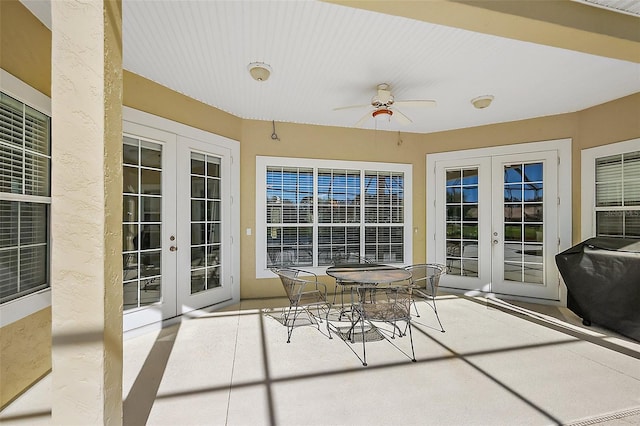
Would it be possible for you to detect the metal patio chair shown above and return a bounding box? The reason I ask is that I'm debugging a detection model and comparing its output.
[404,263,446,332]
[270,267,332,343]
[351,282,416,366]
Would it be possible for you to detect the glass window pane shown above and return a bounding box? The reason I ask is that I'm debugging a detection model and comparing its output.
[504,263,522,282]
[123,224,138,251]
[0,249,18,301]
[207,157,221,177]
[191,176,205,198]
[191,153,205,175]
[123,280,139,310]
[504,204,521,222]
[191,223,206,245]
[523,243,543,263]
[596,155,621,182]
[192,200,205,222]
[596,182,622,207]
[623,181,640,206]
[140,224,161,250]
[504,184,522,202]
[462,205,478,221]
[191,246,205,268]
[142,196,161,222]
[0,145,23,194]
[207,178,220,199]
[140,251,161,278]
[20,246,47,290]
[524,225,543,242]
[447,206,461,221]
[123,139,139,165]
[446,170,461,186]
[462,187,478,203]
[504,243,522,261]
[141,144,161,169]
[24,152,49,197]
[523,264,543,284]
[20,203,47,245]
[462,169,478,185]
[141,169,161,195]
[505,224,522,242]
[123,195,138,222]
[140,277,161,305]
[524,163,543,182]
[524,204,543,222]
[123,166,138,194]
[504,165,523,183]
[123,253,139,281]
[596,211,623,237]
[0,200,19,248]
[625,211,640,237]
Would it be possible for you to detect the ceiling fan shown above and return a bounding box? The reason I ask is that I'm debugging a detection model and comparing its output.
[334,83,436,127]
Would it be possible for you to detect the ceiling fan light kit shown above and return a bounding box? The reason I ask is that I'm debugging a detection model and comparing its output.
[334,83,436,127]
[248,62,272,81]
[372,108,393,120]
[471,95,494,109]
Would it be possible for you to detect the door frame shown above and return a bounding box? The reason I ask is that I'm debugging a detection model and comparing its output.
[122,107,240,334]
[426,138,572,305]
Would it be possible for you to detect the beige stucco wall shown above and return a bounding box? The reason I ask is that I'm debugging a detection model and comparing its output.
[0,0,638,407]
[0,307,51,408]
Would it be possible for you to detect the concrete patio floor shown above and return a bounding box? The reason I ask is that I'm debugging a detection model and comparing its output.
[2,293,639,425]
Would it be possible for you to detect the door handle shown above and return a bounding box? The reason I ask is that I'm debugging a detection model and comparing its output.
[493,239,499,245]
[170,246,178,252]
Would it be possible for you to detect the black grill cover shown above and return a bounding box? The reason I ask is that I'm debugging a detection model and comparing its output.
[555,237,640,342]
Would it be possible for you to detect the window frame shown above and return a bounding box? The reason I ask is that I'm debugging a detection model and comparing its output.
[581,138,640,240]
[256,156,412,278]
[0,69,52,327]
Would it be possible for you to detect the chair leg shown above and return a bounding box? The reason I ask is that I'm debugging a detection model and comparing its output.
[406,320,416,362]
[431,296,445,333]
[360,313,367,366]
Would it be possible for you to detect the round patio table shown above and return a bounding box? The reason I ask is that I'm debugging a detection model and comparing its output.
[326,263,412,285]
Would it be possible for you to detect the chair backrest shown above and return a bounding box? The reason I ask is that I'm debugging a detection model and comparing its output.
[270,267,301,302]
[405,264,445,295]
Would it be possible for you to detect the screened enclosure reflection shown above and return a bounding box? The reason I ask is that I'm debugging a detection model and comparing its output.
[122,136,163,310]
[190,152,222,294]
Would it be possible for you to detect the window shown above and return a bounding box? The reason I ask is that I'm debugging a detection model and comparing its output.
[582,138,640,240]
[256,157,412,277]
[0,91,51,304]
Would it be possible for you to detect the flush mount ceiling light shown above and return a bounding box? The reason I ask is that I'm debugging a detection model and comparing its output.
[248,62,272,82]
[471,95,494,109]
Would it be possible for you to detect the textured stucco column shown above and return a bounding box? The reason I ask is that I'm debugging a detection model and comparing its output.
[51,1,123,424]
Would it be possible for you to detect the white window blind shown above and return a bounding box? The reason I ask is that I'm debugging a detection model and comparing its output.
[595,150,640,238]
[0,92,51,303]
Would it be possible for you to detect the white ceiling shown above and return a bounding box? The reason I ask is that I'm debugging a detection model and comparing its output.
[20,0,640,134]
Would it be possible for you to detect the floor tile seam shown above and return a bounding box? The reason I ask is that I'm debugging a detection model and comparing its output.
[224,304,244,426]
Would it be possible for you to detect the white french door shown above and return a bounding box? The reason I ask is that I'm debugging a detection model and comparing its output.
[429,140,570,301]
[175,136,233,314]
[122,118,237,332]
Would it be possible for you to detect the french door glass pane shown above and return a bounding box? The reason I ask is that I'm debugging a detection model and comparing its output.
[503,162,544,284]
[122,137,162,310]
[445,167,478,277]
[190,153,222,293]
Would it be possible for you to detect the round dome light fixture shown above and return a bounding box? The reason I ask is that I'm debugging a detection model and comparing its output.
[471,95,494,109]
[248,62,272,82]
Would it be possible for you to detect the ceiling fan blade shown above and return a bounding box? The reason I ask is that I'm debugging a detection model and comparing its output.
[333,104,370,111]
[392,108,412,125]
[394,99,437,108]
[355,111,372,127]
